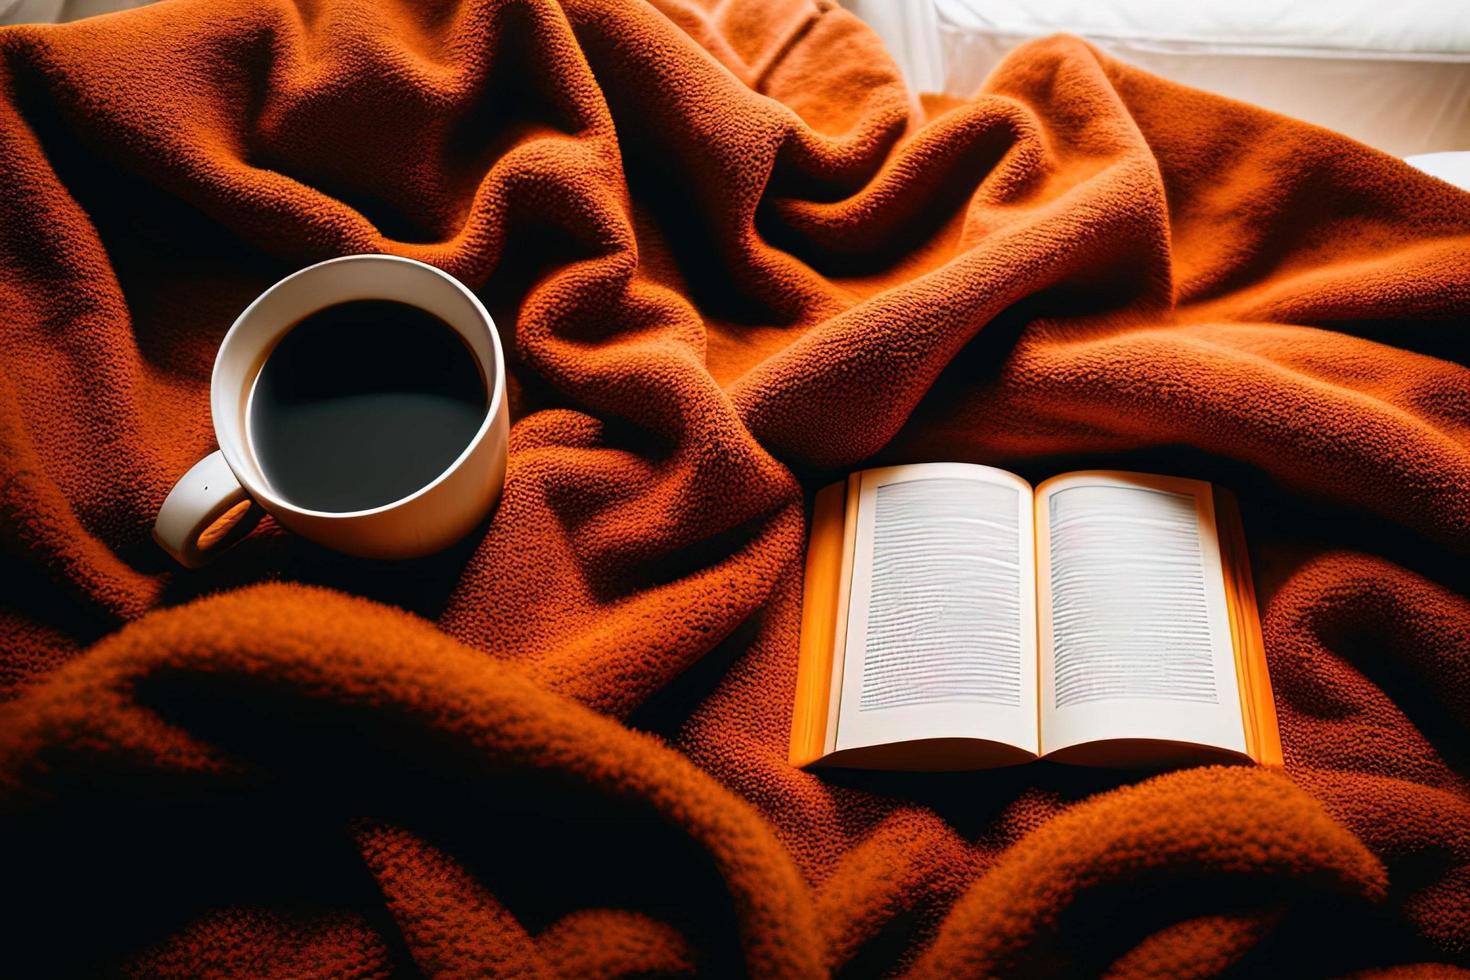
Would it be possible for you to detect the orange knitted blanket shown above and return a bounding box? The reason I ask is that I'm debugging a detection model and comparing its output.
[3,1,1470,975]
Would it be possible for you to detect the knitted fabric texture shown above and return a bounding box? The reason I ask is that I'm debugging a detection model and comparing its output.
[2,0,1469,975]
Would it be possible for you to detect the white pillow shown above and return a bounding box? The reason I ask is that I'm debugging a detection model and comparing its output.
[1406,152,1470,192]
[2,0,154,25]
[852,0,1470,157]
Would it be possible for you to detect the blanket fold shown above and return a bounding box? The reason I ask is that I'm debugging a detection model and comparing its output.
[2,0,1469,974]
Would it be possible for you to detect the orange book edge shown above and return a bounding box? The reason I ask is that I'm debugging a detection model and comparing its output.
[1216,487,1283,767]
[789,482,849,768]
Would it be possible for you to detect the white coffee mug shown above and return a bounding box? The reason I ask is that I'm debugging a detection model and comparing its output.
[153,254,509,567]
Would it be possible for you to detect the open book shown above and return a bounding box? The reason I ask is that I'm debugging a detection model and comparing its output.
[790,465,1281,770]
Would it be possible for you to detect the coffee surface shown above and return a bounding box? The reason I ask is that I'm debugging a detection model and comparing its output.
[249,299,486,513]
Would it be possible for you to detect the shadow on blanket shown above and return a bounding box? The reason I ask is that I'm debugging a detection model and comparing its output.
[1,0,1469,975]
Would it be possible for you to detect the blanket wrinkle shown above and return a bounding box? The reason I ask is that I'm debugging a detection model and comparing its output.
[3,0,1470,975]
[535,908,699,978]
[123,905,397,979]
[354,819,555,979]
[1,584,821,977]
[1097,908,1287,980]
[904,767,1387,978]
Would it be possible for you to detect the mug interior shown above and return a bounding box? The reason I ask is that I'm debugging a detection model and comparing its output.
[212,255,504,518]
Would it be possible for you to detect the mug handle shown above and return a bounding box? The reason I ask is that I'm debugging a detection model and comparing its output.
[152,451,263,568]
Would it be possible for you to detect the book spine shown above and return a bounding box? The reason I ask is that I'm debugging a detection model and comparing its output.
[789,481,849,768]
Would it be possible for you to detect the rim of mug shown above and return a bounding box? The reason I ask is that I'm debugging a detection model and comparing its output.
[212,253,507,522]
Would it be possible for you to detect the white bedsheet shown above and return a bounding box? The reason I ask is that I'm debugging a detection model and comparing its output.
[843,0,1470,157]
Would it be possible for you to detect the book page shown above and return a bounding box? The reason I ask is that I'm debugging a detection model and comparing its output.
[834,463,1039,756]
[1037,472,1247,758]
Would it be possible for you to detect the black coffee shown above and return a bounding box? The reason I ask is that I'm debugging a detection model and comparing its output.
[249,299,487,513]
